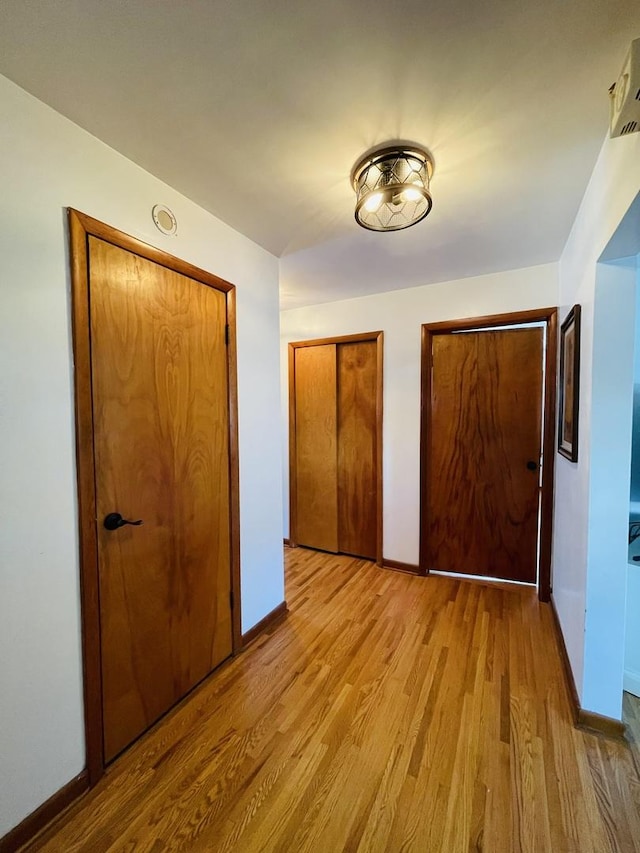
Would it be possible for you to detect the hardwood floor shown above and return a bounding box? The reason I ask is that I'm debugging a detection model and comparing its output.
[26,548,640,852]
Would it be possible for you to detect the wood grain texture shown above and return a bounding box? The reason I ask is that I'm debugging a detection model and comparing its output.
[539,309,557,602]
[224,286,242,654]
[287,344,299,548]
[426,328,544,583]
[24,547,640,853]
[89,237,233,762]
[420,309,556,600]
[294,344,339,552]
[68,210,241,791]
[421,307,557,334]
[68,211,104,786]
[69,209,235,292]
[374,333,384,565]
[337,341,377,559]
[290,333,383,562]
[291,331,384,349]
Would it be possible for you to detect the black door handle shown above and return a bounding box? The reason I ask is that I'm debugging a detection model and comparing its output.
[103,512,143,531]
[526,460,538,471]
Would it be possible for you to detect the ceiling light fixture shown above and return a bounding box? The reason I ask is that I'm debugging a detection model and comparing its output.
[351,145,434,232]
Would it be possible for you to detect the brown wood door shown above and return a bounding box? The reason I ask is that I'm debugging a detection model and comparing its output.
[292,337,379,560]
[424,327,543,583]
[294,344,339,552]
[89,236,233,762]
[338,341,377,559]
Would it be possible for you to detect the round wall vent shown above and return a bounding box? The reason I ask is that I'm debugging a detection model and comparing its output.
[152,204,177,236]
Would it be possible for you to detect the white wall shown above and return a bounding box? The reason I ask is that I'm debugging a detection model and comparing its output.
[554,127,640,720]
[584,259,636,716]
[280,263,559,563]
[0,75,284,837]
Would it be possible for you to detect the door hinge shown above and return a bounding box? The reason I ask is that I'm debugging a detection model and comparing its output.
[225,324,230,346]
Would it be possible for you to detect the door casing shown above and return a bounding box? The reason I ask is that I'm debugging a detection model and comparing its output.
[420,308,557,601]
[288,331,384,565]
[68,209,241,786]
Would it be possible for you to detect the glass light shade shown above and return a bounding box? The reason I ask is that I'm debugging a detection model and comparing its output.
[352,146,433,232]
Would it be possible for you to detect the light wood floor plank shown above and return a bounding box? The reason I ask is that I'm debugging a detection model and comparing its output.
[23,547,640,853]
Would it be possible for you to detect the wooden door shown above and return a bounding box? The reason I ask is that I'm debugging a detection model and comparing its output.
[291,336,380,560]
[89,236,233,762]
[337,341,377,559]
[294,344,339,552]
[424,327,543,583]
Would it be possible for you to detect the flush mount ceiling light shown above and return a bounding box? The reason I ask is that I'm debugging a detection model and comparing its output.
[351,145,434,232]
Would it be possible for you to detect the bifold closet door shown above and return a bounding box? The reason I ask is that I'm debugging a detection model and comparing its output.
[294,344,339,552]
[293,339,377,559]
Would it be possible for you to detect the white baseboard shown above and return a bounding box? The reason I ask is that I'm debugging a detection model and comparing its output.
[623,668,640,698]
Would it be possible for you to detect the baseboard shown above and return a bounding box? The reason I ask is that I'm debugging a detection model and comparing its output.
[382,558,421,575]
[623,669,640,698]
[0,601,287,850]
[548,595,580,723]
[549,595,626,740]
[241,601,288,649]
[0,770,88,853]
[577,708,627,740]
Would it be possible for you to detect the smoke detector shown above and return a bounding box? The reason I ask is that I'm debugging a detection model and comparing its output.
[609,37,640,138]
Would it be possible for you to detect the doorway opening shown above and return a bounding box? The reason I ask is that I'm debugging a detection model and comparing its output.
[583,191,640,722]
[627,259,640,705]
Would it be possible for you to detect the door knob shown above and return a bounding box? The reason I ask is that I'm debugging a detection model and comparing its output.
[526,460,538,471]
[103,512,143,531]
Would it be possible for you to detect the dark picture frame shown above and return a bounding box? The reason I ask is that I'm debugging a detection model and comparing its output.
[558,304,581,462]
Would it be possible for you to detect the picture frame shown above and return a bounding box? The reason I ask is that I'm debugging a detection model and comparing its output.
[558,304,581,462]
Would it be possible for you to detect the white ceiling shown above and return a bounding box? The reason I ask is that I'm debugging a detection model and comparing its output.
[0,1,637,308]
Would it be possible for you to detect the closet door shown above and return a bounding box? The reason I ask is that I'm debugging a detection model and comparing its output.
[294,344,339,552]
[291,335,381,560]
[337,341,377,559]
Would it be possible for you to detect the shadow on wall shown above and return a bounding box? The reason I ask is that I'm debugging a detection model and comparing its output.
[628,254,640,551]
[629,388,640,562]
[626,261,640,698]
[630,386,640,505]
[630,269,640,561]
